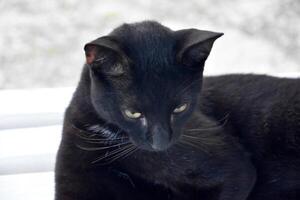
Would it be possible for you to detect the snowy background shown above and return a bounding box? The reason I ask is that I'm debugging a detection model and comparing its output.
[0,0,299,89]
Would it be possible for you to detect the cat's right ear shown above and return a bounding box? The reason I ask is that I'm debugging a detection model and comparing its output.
[84,36,127,76]
[175,29,223,70]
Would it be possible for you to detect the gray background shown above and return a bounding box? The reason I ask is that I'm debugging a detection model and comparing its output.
[0,0,299,89]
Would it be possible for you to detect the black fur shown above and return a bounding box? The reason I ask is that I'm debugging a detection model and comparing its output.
[55,21,300,200]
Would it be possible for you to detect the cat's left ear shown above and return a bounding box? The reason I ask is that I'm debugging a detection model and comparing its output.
[175,29,223,70]
[84,36,127,76]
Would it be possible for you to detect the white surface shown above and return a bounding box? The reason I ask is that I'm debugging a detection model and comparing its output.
[0,88,72,199]
[0,87,74,129]
[0,125,62,175]
[0,87,73,115]
[0,172,54,200]
[0,126,58,199]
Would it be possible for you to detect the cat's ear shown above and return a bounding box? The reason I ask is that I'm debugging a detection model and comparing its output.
[84,36,127,76]
[175,29,223,70]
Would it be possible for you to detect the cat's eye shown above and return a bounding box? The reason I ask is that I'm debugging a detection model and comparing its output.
[173,103,188,114]
[124,109,142,119]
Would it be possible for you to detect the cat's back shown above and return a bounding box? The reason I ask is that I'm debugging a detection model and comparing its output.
[202,74,300,120]
[203,74,300,102]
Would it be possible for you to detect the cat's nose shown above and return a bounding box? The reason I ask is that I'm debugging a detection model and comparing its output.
[150,125,170,151]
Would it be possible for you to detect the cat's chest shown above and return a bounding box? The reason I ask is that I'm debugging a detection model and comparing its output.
[122,147,222,189]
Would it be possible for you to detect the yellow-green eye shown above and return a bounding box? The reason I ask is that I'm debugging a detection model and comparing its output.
[173,103,188,113]
[124,110,142,119]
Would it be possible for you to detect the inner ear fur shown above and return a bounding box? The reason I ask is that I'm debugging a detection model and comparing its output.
[84,36,128,76]
[84,36,124,64]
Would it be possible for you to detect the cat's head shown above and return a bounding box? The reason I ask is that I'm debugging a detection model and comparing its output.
[84,21,222,151]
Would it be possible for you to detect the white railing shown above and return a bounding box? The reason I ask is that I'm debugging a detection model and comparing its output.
[0,87,74,174]
[0,87,74,200]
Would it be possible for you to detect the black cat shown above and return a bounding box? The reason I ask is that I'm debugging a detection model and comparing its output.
[55,21,300,200]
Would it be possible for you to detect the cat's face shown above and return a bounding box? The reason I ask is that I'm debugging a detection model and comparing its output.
[84,21,222,151]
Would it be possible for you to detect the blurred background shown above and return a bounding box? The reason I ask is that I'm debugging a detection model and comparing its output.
[0,0,299,89]
[0,1,299,199]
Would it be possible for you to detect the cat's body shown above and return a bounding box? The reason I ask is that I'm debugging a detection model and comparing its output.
[201,75,300,199]
[55,21,300,200]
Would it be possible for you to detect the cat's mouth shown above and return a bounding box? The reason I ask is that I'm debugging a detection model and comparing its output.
[129,134,174,152]
[134,141,172,152]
